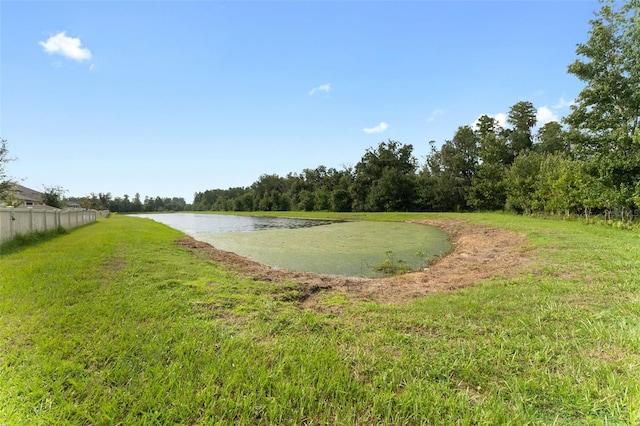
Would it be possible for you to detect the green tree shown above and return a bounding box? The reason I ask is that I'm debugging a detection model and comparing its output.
[466,116,510,210]
[132,193,143,212]
[0,139,15,200]
[121,194,132,212]
[566,0,640,152]
[365,167,415,212]
[505,152,545,214]
[475,116,511,165]
[475,114,501,139]
[419,127,478,211]
[536,155,584,217]
[297,189,315,211]
[313,188,331,211]
[330,188,352,212]
[252,174,291,211]
[535,121,569,155]
[467,162,507,211]
[565,0,640,215]
[352,140,417,212]
[82,192,111,210]
[41,185,67,208]
[329,168,353,212]
[507,101,537,159]
[418,142,448,211]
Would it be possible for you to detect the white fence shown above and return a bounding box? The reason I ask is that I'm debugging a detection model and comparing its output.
[0,207,108,243]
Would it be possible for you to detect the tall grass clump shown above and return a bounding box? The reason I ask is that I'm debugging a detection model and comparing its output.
[0,226,69,255]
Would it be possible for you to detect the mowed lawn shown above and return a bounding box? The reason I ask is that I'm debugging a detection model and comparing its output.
[1,213,639,425]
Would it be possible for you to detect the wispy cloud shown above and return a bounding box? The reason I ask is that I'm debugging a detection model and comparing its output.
[39,31,92,62]
[308,83,331,96]
[552,97,574,110]
[427,108,446,123]
[362,122,388,134]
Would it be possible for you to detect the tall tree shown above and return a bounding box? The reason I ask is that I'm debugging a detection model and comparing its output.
[566,0,640,152]
[565,0,640,214]
[352,140,417,212]
[507,101,537,159]
[419,127,478,211]
[475,114,501,139]
[466,116,510,210]
[535,121,569,155]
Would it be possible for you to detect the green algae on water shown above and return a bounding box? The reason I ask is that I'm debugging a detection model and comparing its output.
[198,221,451,278]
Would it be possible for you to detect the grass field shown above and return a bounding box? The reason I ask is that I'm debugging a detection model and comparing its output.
[1,213,639,425]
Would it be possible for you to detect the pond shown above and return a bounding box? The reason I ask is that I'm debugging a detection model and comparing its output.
[132,213,334,235]
[133,213,451,278]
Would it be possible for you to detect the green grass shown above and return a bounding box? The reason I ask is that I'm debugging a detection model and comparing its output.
[0,226,70,255]
[1,213,640,424]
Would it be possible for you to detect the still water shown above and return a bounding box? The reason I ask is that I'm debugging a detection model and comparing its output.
[132,213,450,278]
[132,213,335,235]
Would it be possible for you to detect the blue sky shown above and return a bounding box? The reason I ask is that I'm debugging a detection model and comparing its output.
[2,1,598,202]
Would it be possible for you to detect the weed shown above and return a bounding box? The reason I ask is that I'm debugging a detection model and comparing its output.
[372,250,411,275]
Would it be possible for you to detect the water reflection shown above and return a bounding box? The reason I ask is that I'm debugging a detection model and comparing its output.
[131,213,335,235]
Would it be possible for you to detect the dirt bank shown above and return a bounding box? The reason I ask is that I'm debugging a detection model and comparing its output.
[176,218,530,305]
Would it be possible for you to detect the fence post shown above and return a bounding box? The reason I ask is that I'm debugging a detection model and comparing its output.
[10,207,14,241]
[0,207,16,243]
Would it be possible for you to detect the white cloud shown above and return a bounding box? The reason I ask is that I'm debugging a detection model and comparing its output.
[427,108,446,123]
[536,106,558,125]
[308,83,331,96]
[472,113,507,130]
[494,113,507,128]
[39,31,92,62]
[362,122,388,134]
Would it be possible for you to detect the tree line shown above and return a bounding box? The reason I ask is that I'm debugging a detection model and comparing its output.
[194,1,640,222]
[67,193,190,213]
[0,175,190,213]
[191,111,566,214]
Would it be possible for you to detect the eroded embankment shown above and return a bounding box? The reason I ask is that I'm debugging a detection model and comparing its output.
[176,219,530,305]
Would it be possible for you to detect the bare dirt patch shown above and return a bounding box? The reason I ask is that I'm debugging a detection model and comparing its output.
[175,219,530,305]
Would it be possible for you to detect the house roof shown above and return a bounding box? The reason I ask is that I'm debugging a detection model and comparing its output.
[12,184,43,203]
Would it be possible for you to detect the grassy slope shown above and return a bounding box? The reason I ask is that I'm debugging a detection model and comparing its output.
[1,213,639,425]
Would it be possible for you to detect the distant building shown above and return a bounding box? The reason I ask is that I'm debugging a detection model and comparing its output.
[4,184,44,207]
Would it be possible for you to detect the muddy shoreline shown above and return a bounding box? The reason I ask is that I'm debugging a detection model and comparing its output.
[176,218,529,304]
